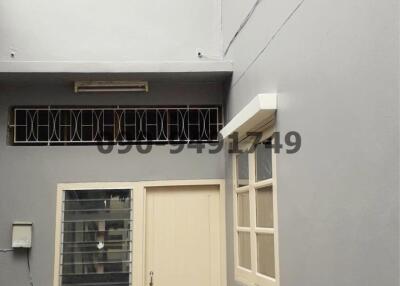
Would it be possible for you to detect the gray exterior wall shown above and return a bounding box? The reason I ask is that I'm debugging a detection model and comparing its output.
[0,0,398,285]
[222,1,399,286]
[0,0,221,62]
[0,75,226,286]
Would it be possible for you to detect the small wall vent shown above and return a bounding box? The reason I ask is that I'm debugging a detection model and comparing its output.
[74,81,149,93]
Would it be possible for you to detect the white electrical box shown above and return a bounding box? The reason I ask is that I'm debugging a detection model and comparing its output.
[12,221,32,248]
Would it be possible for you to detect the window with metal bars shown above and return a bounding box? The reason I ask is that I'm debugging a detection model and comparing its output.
[60,189,132,286]
[9,106,223,145]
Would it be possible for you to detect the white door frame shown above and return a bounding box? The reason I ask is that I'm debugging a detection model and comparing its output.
[53,180,226,286]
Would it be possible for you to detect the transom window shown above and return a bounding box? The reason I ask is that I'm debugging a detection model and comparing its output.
[59,189,132,286]
[9,106,223,145]
[234,139,279,286]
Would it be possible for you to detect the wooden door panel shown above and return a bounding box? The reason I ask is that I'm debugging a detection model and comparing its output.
[145,185,220,286]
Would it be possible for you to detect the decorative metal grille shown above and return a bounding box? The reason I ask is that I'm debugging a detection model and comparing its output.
[10,106,223,145]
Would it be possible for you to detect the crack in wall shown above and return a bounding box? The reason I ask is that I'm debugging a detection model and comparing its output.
[224,0,263,57]
[232,0,306,88]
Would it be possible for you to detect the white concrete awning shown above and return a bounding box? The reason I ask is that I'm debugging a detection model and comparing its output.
[220,93,277,139]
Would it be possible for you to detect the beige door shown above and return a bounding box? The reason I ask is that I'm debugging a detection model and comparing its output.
[145,185,221,286]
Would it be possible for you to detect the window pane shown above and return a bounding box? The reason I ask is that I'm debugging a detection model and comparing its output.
[237,192,250,227]
[61,189,132,286]
[257,233,275,278]
[238,232,251,269]
[256,186,274,228]
[256,142,272,181]
[237,153,249,187]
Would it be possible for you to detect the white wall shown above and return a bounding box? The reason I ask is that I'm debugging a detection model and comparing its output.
[223,0,399,286]
[0,0,221,62]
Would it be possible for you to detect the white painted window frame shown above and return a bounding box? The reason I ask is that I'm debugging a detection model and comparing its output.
[53,180,227,286]
[233,128,280,286]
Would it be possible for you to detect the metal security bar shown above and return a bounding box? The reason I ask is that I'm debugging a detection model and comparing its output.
[10,106,223,145]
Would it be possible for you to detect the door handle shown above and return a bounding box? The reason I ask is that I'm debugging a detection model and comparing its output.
[149,271,154,286]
